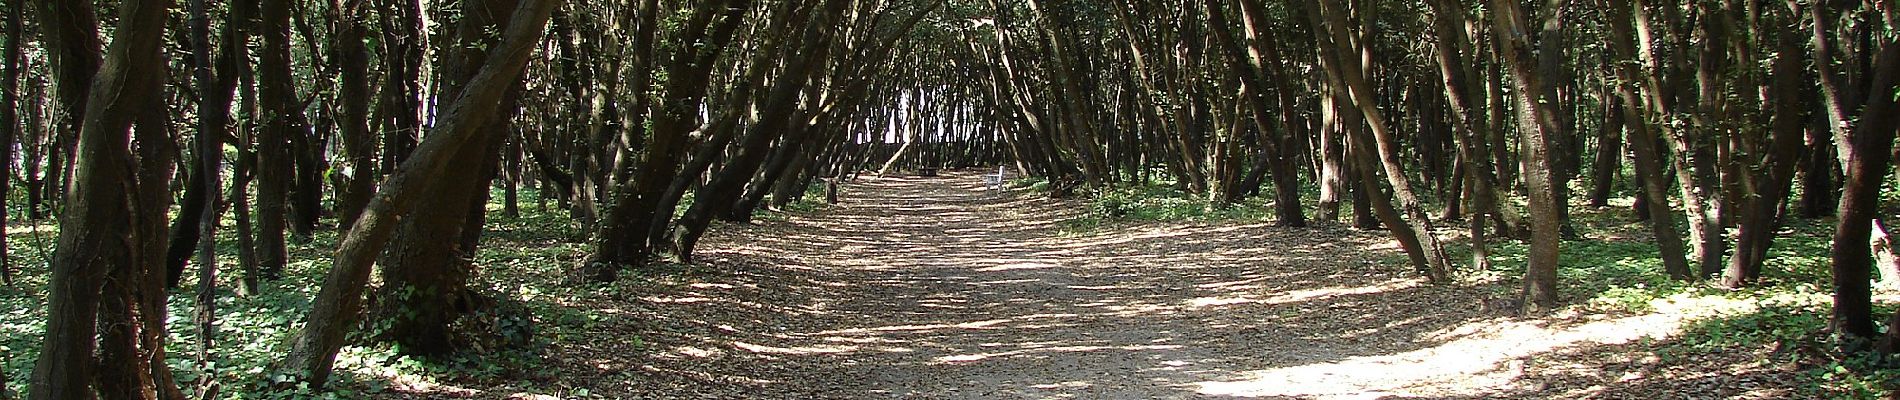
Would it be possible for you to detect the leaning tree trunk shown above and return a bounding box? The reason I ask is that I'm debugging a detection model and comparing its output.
[583,0,749,280]
[671,0,854,262]
[1207,0,1304,227]
[1311,0,1453,281]
[163,0,255,288]
[370,0,521,357]
[276,0,559,388]
[1603,0,1695,281]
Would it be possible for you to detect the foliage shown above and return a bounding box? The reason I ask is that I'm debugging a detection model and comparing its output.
[0,187,631,398]
[1060,182,1274,233]
[1662,294,1900,398]
[1447,205,1897,397]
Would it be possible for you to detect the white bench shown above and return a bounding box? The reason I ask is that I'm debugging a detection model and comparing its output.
[983,166,1007,192]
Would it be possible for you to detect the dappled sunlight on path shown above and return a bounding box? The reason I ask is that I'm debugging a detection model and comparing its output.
[598,170,1713,399]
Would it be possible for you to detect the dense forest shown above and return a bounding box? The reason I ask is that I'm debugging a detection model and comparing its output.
[1,0,1899,397]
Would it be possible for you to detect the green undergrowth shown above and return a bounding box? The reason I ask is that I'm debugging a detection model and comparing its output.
[1059,182,1276,233]
[750,181,834,222]
[0,187,647,398]
[1454,209,1894,397]
[1052,180,1896,396]
[1451,212,1900,396]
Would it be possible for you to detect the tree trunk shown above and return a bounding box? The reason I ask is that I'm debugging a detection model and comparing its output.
[672,0,855,262]
[276,0,559,387]
[1589,96,1624,208]
[1722,22,1811,288]
[1836,29,1900,344]
[375,0,423,172]
[333,0,374,230]
[583,0,750,280]
[28,0,174,395]
[0,0,21,286]
[370,0,521,358]
[1210,0,1304,227]
[1421,0,1508,270]
[255,0,296,280]
[1311,0,1453,281]
[1493,0,1567,311]
[1603,0,1696,281]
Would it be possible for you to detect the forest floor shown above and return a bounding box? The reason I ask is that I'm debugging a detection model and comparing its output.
[395,170,1812,399]
[0,170,1842,399]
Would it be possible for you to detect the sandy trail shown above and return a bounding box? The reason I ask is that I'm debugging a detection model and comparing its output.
[541,171,1756,399]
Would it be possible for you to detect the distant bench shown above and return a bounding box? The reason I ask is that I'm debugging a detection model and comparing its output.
[983,166,1007,192]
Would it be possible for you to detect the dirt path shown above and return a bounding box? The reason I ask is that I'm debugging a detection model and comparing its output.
[520,171,1781,399]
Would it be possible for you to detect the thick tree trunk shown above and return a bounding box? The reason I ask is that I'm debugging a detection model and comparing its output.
[1493,0,1567,311]
[1836,31,1900,344]
[1723,25,1811,288]
[27,0,173,396]
[255,0,296,280]
[371,0,521,358]
[277,0,558,387]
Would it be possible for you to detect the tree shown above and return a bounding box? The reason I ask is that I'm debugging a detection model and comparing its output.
[582,0,753,281]
[1492,0,1567,311]
[371,0,526,357]
[27,0,177,395]
[1830,12,1899,342]
[277,0,561,387]
[0,0,22,287]
[1723,8,1812,288]
[1309,0,1454,282]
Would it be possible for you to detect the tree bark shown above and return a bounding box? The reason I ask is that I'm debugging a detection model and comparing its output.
[1603,0,1696,281]
[255,0,297,280]
[583,0,750,280]
[1311,0,1453,281]
[0,0,21,286]
[371,0,523,357]
[1723,18,1811,288]
[333,0,374,230]
[1835,22,1900,343]
[672,0,856,262]
[27,0,174,395]
[276,0,559,387]
[1492,0,1567,311]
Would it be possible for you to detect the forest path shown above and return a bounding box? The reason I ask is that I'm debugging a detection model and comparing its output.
[590,170,1696,399]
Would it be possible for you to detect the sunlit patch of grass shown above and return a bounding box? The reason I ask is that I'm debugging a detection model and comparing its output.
[1445,199,1896,398]
[1652,291,1900,398]
[1058,183,1276,234]
[752,182,834,222]
[0,186,621,398]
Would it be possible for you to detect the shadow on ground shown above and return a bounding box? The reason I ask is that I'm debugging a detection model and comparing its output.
[413,170,1800,399]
